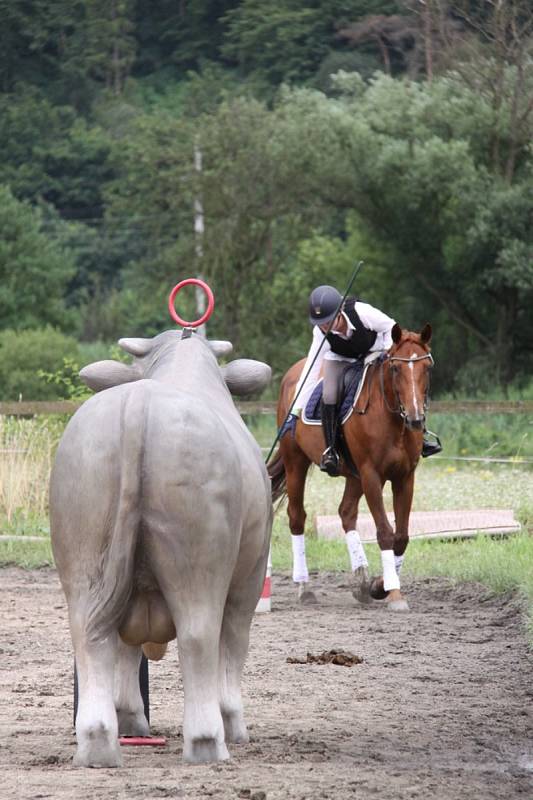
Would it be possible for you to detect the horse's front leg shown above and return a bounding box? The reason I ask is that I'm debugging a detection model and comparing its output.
[283,443,315,604]
[338,476,371,603]
[389,471,415,610]
[359,465,408,612]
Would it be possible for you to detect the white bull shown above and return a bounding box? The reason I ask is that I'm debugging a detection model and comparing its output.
[50,330,272,767]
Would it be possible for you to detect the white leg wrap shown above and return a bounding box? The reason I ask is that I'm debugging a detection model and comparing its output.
[291,535,309,583]
[345,530,368,571]
[381,549,400,591]
[395,554,404,575]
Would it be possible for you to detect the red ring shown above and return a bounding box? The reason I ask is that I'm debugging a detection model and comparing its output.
[168,279,215,327]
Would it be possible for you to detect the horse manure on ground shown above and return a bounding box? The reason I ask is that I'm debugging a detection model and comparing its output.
[286,649,363,667]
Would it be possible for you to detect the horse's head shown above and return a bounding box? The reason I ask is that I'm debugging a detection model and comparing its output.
[388,323,434,430]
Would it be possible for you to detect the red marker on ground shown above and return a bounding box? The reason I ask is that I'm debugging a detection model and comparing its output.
[119,736,167,747]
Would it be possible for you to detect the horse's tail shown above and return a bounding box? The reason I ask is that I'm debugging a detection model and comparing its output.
[267,448,287,503]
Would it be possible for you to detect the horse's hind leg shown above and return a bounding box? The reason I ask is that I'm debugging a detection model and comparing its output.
[282,440,315,604]
[338,476,371,603]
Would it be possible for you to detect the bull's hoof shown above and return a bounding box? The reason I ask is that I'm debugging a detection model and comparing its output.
[183,737,230,764]
[351,566,371,604]
[117,709,150,737]
[369,576,389,600]
[222,709,249,744]
[73,740,122,769]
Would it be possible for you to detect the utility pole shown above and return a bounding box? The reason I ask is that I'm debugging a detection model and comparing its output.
[194,142,207,336]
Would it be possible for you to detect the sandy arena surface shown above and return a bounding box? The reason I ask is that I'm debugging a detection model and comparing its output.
[1,567,532,799]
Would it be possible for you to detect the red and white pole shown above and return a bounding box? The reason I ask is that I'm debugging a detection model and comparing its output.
[255,549,272,613]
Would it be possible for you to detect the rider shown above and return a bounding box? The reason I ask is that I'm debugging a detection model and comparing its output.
[292,285,441,476]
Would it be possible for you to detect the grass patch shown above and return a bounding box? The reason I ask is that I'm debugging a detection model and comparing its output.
[1,414,532,635]
[0,538,54,569]
[271,461,533,634]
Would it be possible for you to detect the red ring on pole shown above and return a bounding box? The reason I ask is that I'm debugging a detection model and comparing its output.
[168,279,214,327]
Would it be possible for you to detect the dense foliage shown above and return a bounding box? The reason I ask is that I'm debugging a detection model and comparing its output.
[0,0,531,398]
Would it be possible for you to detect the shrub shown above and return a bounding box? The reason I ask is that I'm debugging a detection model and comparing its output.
[0,327,79,401]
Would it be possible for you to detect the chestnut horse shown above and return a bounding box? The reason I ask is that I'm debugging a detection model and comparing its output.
[267,323,434,612]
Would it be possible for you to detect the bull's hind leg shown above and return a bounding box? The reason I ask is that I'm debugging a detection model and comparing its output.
[218,558,267,744]
[70,611,122,768]
[153,566,228,763]
[114,638,150,737]
[173,604,228,763]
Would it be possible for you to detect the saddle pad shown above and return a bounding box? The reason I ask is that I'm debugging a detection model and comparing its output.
[302,361,370,426]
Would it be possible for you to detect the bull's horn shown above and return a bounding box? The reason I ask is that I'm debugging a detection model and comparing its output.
[118,337,154,357]
[80,360,141,392]
[208,340,233,359]
[221,359,272,396]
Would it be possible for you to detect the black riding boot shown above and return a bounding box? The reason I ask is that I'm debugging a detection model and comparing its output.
[320,402,340,477]
[422,428,443,458]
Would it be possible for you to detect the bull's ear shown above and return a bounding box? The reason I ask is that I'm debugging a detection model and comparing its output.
[79,360,141,392]
[391,323,403,344]
[221,359,271,396]
[420,323,432,344]
[118,337,153,357]
[208,340,233,359]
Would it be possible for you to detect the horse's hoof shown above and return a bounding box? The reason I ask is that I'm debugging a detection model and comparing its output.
[351,566,371,604]
[298,583,318,604]
[386,589,409,612]
[386,598,410,612]
[299,590,318,605]
[369,576,389,600]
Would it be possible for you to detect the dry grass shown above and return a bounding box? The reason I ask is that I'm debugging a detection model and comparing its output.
[0,416,63,532]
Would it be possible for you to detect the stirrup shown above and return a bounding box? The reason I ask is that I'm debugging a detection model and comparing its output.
[320,447,340,477]
[422,430,442,458]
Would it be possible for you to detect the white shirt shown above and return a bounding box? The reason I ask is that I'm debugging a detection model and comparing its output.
[292,301,395,413]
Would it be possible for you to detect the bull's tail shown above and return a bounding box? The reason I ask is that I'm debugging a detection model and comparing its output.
[86,387,147,644]
[267,448,287,504]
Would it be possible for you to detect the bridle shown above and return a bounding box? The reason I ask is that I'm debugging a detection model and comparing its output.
[380,350,434,421]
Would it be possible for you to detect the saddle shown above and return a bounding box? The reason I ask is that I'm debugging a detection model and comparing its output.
[303,360,369,426]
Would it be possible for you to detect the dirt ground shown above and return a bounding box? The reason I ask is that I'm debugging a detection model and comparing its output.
[1,567,532,800]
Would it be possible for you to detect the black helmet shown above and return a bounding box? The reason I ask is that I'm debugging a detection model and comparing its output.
[308,285,342,326]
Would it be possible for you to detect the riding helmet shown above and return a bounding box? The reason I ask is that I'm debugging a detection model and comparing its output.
[308,285,343,326]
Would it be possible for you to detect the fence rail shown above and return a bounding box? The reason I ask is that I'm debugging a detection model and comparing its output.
[1,399,532,416]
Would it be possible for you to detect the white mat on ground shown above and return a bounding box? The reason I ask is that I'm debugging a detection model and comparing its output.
[315,509,521,542]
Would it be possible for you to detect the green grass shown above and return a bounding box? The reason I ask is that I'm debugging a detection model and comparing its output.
[270,461,533,635]
[0,538,53,569]
[1,414,532,636]
[245,409,533,459]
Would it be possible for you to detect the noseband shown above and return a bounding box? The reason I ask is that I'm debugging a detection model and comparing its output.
[381,352,434,421]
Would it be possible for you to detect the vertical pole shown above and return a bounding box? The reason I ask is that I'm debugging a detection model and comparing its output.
[194,142,207,337]
[255,548,272,613]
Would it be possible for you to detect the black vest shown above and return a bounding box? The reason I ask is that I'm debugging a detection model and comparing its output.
[326,296,377,359]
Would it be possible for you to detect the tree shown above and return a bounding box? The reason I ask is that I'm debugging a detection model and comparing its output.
[337,13,419,75]
[84,0,136,95]
[278,74,533,387]
[0,88,114,220]
[0,185,76,331]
